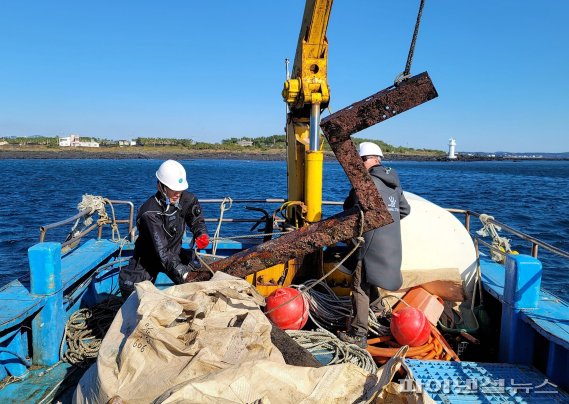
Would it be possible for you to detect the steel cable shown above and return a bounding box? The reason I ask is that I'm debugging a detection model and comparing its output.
[395,0,426,83]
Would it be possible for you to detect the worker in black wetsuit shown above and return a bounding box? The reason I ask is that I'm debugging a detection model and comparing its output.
[119,160,209,298]
[338,142,411,348]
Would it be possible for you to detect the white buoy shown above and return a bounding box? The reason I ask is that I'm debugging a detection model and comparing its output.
[448,138,457,159]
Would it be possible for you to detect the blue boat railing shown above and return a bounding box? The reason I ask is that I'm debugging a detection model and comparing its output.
[198,200,569,263]
[35,199,569,263]
[197,198,343,237]
[39,199,135,249]
[36,197,342,251]
[446,208,569,260]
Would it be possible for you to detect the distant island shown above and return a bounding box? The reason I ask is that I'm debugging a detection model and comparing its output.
[460,151,569,160]
[1,134,566,161]
[0,134,446,161]
[0,146,447,161]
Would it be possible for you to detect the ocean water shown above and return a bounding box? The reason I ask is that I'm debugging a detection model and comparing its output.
[1,158,568,300]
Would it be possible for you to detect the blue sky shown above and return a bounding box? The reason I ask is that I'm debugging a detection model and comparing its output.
[1,1,568,153]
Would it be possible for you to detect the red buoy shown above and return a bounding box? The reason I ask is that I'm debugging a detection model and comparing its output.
[390,306,430,346]
[265,288,309,330]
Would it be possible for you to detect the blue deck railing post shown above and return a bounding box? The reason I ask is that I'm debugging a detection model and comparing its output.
[546,342,568,386]
[28,242,64,366]
[0,331,29,377]
[499,254,542,364]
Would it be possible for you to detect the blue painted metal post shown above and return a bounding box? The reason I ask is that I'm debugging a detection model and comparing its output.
[0,332,29,377]
[28,242,64,366]
[546,343,568,389]
[499,254,542,363]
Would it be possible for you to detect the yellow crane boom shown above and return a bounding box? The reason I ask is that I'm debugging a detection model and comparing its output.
[284,0,332,110]
[283,0,333,225]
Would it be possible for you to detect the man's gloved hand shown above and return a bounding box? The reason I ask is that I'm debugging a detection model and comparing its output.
[171,263,191,284]
[195,234,209,249]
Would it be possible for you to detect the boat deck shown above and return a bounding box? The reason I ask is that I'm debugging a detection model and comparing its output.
[406,359,569,403]
[480,256,569,391]
[481,257,569,350]
[0,239,119,332]
[0,361,81,402]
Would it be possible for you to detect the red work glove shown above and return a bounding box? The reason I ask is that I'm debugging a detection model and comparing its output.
[195,234,209,249]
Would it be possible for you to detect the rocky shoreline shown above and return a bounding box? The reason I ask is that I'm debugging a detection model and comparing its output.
[0,148,442,161]
[0,149,286,161]
[0,148,555,162]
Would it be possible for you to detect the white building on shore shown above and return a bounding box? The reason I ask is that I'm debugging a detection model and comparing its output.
[59,134,99,148]
[237,139,253,147]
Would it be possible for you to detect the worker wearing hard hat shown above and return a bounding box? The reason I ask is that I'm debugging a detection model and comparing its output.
[339,142,410,348]
[119,160,209,298]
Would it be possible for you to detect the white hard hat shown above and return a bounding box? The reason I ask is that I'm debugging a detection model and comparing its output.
[358,142,383,158]
[155,160,188,191]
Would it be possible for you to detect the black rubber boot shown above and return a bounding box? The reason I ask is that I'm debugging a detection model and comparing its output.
[337,331,368,349]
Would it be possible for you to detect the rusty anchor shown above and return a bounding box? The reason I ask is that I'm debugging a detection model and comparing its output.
[188,73,438,282]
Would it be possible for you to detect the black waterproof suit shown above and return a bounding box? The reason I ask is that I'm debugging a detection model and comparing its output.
[119,191,208,297]
[343,164,410,335]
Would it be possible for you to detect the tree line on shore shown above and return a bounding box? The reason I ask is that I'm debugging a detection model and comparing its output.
[0,134,444,155]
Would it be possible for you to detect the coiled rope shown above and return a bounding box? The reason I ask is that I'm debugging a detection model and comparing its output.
[286,328,377,373]
[366,295,459,365]
[255,209,387,372]
[76,194,120,241]
[61,296,123,367]
[264,209,366,316]
[367,332,451,365]
[477,213,517,262]
[284,282,387,372]
[274,200,307,224]
[297,279,391,337]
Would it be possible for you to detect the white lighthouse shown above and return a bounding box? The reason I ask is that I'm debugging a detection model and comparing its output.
[448,138,457,159]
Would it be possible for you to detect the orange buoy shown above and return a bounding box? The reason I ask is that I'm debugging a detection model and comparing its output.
[265,287,309,330]
[390,306,430,347]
